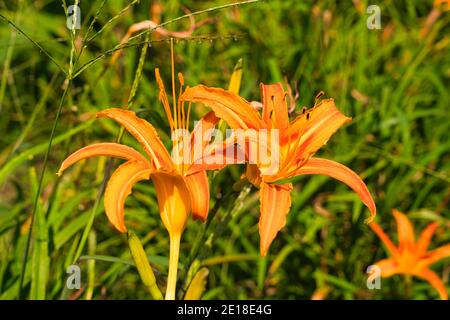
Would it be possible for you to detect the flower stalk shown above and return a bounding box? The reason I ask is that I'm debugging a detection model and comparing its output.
[166,233,181,300]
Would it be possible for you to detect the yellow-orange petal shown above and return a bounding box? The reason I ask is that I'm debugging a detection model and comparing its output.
[369,222,400,258]
[416,222,438,255]
[189,111,220,159]
[184,171,210,221]
[285,99,351,159]
[97,108,174,171]
[392,209,416,251]
[260,83,289,131]
[186,137,244,175]
[104,161,152,233]
[287,157,376,222]
[57,143,150,176]
[181,85,266,130]
[422,244,450,266]
[151,171,191,236]
[259,182,293,256]
[374,258,398,277]
[417,269,448,300]
[246,164,262,187]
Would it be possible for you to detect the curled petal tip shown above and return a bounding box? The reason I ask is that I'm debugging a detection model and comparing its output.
[96,110,107,118]
[117,225,127,233]
[192,213,207,223]
[364,207,377,224]
[364,214,376,224]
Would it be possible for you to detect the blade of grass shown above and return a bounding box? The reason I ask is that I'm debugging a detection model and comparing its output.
[29,167,49,300]
[0,13,66,76]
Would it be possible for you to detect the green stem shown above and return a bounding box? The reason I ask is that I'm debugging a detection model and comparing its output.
[166,233,181,300]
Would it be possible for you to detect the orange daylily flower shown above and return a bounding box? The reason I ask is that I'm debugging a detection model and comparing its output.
[370,210,450,300]
[57,64,223,298]
[181,82,376,256]
[57,93,217,234]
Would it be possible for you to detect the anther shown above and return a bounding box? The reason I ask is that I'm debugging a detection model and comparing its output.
[315,91,324,101]
[178,73,184,86]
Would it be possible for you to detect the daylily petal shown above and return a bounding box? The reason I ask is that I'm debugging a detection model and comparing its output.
[416,269,448,300]
[369,222,400,257]
[104,161,152,233]
[186,137,245,175]
[392,210,416,251]
[285,157,376,222]
[181,85,266,130]
[260,83,289,131]
[151,171,191,236]
[184,171,210,221]
[422,244,450,266]
[374,258,398,277]
[246,164,262,187]
[259,182,293,256]
[416,222,438,255]
[97,108,174,171]
[189,111,220,160]
[57,142,150,176]
[285,99,351,159]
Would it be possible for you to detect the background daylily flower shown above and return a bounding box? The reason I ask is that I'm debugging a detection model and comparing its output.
[181,82,376,256]
[370,210,450,300]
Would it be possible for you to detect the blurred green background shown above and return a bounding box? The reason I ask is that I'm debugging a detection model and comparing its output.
[0,0,449,299]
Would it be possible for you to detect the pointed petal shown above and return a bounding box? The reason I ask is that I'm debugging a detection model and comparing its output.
[416,222,438,254]
[190,111,220,156]
[369,222,400,257]
[260,83,289,130]
[392,210,415,250]
[57,143,150,175]
[97,108,173,171]
[184,171,210,221]
[104,161,152,233]
[374,258,398,277]
[416,269,448,300]
[422,244,450,266]
[181,111,220,174]
[186,137,245,175]
[286,99,351,158]
[259,182,293,256]
[287,158,376,222]
[152,172,191,236]
[181,85,266,130]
